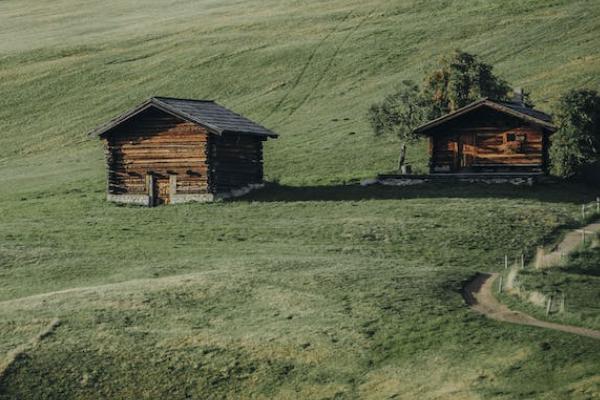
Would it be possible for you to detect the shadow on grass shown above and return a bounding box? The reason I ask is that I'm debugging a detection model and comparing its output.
[560,248,600,276]
[237,181,598,204]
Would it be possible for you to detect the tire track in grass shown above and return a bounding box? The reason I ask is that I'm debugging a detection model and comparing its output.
[287,8,376,118]
[190,44,269,69]
[259,10,353,124]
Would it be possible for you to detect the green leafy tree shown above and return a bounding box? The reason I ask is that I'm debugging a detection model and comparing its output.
[551,89,600,177]
[519,89,536,108]
[368,50,512,171]
[422,49,511,118]
[368,80,427,170]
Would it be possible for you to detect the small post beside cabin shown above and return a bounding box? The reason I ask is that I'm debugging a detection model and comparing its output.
[90,97,278,206]
[414,97,557,175]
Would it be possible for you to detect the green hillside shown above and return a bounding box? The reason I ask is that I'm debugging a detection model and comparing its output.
[1,0,600,399]
[1,0,600,183]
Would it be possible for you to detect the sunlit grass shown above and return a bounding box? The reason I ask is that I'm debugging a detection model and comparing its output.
[1,0,600,398]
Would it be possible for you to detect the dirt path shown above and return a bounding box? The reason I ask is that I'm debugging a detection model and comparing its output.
[464,220,600,339]
[536,222,600,268]
[464,273,600,339]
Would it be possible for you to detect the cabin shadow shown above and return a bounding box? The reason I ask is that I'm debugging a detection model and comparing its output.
[236,181,596,205]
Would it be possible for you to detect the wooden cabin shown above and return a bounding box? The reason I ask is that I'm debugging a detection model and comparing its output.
[90,97,278,206]
[414,98,557,175]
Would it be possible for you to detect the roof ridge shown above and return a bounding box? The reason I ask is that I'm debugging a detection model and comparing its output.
[152,96,215,103]
[414,97,556,134]
[487,98,551,115]
[89,97,279,138]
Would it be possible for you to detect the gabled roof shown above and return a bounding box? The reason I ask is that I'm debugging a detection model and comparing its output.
[413,98,556,134]
[89,97,278,138]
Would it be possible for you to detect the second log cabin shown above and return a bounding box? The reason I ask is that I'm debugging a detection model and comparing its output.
[414,98,557,175]
[90,97,278,206]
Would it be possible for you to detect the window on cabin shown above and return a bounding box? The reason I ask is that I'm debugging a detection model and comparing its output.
[504,132,527,143]
[502,132,527,154]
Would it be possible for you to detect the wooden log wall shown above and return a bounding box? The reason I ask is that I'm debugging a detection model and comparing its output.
[209,134,264,193]
[104,108,209,198]
[430,127,545,173]
[427,108,549,173]
[430,136,456,171]
[472,127,543,167]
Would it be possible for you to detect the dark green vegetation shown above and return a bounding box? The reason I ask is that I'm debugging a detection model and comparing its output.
[550,89,600,178]
[1,0,600,398]
[368,80,425,170]
[367,49,514,170]
[503,244,600,331]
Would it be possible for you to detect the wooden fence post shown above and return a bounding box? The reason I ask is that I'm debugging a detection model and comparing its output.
[169,174,177,200]
[504,255,508,269]
[536,246,544,269]
[546,295,553,316]
[498,276,503,294]
[582,204,586,220]
[521,253,525,269]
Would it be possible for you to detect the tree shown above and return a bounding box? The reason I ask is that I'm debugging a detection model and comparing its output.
[550,89,600,178]
[422,49,511,119]
[368,50,512,171]
[367,80,427,170]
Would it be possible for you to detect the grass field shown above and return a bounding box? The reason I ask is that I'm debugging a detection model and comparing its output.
[1,0,600,398]
[1,0,600,183]
[2,181,599,399]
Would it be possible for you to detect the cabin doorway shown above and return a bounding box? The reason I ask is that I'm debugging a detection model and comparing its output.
[156,179,170,205]
[457,133,475,171]
[146,173,170,206]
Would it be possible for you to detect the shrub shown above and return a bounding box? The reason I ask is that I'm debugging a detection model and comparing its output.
[550,89,600,178]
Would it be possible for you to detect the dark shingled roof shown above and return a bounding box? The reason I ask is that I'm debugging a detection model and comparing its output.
[90,97,278,138]
[414,98,556,134]
[498,101,553,123]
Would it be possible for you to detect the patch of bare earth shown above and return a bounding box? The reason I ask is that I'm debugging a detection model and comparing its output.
[464,273,600,340]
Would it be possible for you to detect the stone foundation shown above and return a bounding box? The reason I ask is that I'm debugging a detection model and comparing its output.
[107,194,151,206]
[375,174,540,186]
[107,184,265,206]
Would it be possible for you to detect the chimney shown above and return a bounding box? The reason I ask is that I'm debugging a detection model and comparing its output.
[512,87,525,107]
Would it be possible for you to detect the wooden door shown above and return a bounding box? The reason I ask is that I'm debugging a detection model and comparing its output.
[146,173,168,206]
[458,133,476,170]
[146,173,157,207]
[156,179,170,205]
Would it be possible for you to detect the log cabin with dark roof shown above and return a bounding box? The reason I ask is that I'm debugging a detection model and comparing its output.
[90,97,278,206]
[414,97,557,175]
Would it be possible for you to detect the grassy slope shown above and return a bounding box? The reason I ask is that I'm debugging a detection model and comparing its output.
[2,182,600,399]
[1,0,600,398]
[502,243,600,331]
[1,0,600,183]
